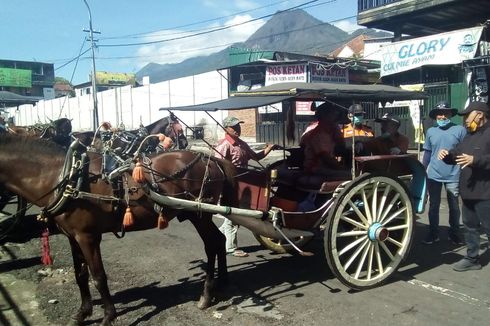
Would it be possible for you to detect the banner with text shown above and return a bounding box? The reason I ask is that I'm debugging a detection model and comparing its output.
[265,63,307,85]
[380,26,484,77]
[0,68,32,88]
[309,63,349,84]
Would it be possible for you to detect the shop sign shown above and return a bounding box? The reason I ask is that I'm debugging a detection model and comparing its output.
[265,63,307,85]
[380,26,484,77]
[309,63,348,83]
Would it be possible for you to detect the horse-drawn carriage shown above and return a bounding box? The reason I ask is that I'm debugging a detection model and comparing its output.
[0,82,428,325]
[156,81,428,290]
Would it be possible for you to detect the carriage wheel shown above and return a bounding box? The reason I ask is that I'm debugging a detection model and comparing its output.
[324,172,414,290]
[253,233,313,254]
[0,192,27,241]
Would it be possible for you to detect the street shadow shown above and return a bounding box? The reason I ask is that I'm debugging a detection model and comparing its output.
[0,282,31,326]
[84,238,339,325]
[0,256,40,273]
[0,213,54,244]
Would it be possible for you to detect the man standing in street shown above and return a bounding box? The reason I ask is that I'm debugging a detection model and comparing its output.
[422,101,466,245]
[215,116,277,257]
[439,101,490,271]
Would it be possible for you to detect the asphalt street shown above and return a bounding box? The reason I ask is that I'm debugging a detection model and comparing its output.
[2,208,489,325]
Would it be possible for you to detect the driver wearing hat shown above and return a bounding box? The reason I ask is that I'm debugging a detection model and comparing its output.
[300,101,351,179]
[215,115,279,257]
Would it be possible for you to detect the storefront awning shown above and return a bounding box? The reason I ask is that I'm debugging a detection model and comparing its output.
[160,95,295,111]
[0,91,42,106]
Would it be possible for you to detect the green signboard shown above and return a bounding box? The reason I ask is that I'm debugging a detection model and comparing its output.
[0,68,32,88]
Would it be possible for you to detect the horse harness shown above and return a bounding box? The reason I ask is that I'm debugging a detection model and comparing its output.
[37,140,223,228]
[37,140,130,223]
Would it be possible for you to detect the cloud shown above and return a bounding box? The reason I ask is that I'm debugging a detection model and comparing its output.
[202,0,259,11]
[134,14,265,68]
[234,0,259,10]
[333,19,365,33]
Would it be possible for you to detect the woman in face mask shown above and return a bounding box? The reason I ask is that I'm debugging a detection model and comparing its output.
[438,101,490,272]
[422,101,466,246]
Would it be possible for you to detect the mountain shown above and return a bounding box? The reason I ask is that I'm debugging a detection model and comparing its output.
[136,9,387,83]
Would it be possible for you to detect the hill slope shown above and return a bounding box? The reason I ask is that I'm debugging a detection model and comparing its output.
[136,9,387,83]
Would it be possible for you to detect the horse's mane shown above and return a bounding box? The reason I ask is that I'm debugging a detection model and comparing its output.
[0,134,65,156]
[145,116,172,134]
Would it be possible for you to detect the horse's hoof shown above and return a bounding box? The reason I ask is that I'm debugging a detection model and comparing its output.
[100,317,117,326]
[71,307,93,325]
[197,295,212,310]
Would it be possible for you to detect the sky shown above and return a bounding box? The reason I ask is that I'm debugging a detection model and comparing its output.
[0,0,360,85]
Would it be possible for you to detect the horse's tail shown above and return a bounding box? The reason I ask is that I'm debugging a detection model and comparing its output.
[214,158,239,207]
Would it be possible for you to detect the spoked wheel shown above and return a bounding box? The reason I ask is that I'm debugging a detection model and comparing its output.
[0,191,27,241]
[254,233,313,254]
[324,172,414,290]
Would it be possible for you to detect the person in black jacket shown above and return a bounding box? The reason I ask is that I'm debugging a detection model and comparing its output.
[438,101,490,271]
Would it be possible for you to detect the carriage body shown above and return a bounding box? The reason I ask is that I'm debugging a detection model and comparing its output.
[231,151,427,289]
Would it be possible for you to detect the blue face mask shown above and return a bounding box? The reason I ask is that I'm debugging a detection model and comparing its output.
[437,119,451,128]
[353,115,363,125]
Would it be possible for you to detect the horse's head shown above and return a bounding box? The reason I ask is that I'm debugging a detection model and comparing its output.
[164,116,188,150]
[145,115,188,150]
[41,118,73,148]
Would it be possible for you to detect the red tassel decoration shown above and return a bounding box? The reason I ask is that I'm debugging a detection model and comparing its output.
[157,213,169,229]
[41,227,53,266]
[123,207,134,228]
[132,160,145,183]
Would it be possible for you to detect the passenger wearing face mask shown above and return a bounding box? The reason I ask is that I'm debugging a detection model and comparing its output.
[361,113,409,155]
[422,101,466,246]
[341,104,374,148]
[438,101,490,271]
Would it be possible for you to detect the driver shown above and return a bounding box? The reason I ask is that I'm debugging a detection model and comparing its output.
[214,116,278,167]
[214,116,278,258]
[300,102,351,180]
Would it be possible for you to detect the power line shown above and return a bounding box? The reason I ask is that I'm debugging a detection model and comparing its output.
[55,47,91,71]
[92,14,358,61]
[44,0,340,66]
[100,0,298,40]
[99,0,325,48]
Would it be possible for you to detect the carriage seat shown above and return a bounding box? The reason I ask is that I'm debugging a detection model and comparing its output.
[296,174,349,194]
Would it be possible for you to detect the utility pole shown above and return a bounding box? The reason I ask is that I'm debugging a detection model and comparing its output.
[82,0,100,131]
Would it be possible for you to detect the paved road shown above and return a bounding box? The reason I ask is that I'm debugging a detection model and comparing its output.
[1,204,489,325]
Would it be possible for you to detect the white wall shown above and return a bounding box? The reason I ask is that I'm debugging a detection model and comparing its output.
[5,69,229,141]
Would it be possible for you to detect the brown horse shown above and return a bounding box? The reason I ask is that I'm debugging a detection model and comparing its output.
[72,115,188,152]
[7,117,73,148]
[0,134,237,325]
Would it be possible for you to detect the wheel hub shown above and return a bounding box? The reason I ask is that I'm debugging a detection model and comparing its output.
[368,222,389,242]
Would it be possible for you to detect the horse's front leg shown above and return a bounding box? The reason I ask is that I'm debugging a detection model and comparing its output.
[190,214,223,309]
[214,224,229,289]
[77,233,116,325]
[68,237,93,324]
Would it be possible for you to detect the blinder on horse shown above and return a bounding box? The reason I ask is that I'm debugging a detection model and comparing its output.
[164,115,188,149]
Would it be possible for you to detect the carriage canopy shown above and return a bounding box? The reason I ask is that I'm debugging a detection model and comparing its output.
[160,82,428,111]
